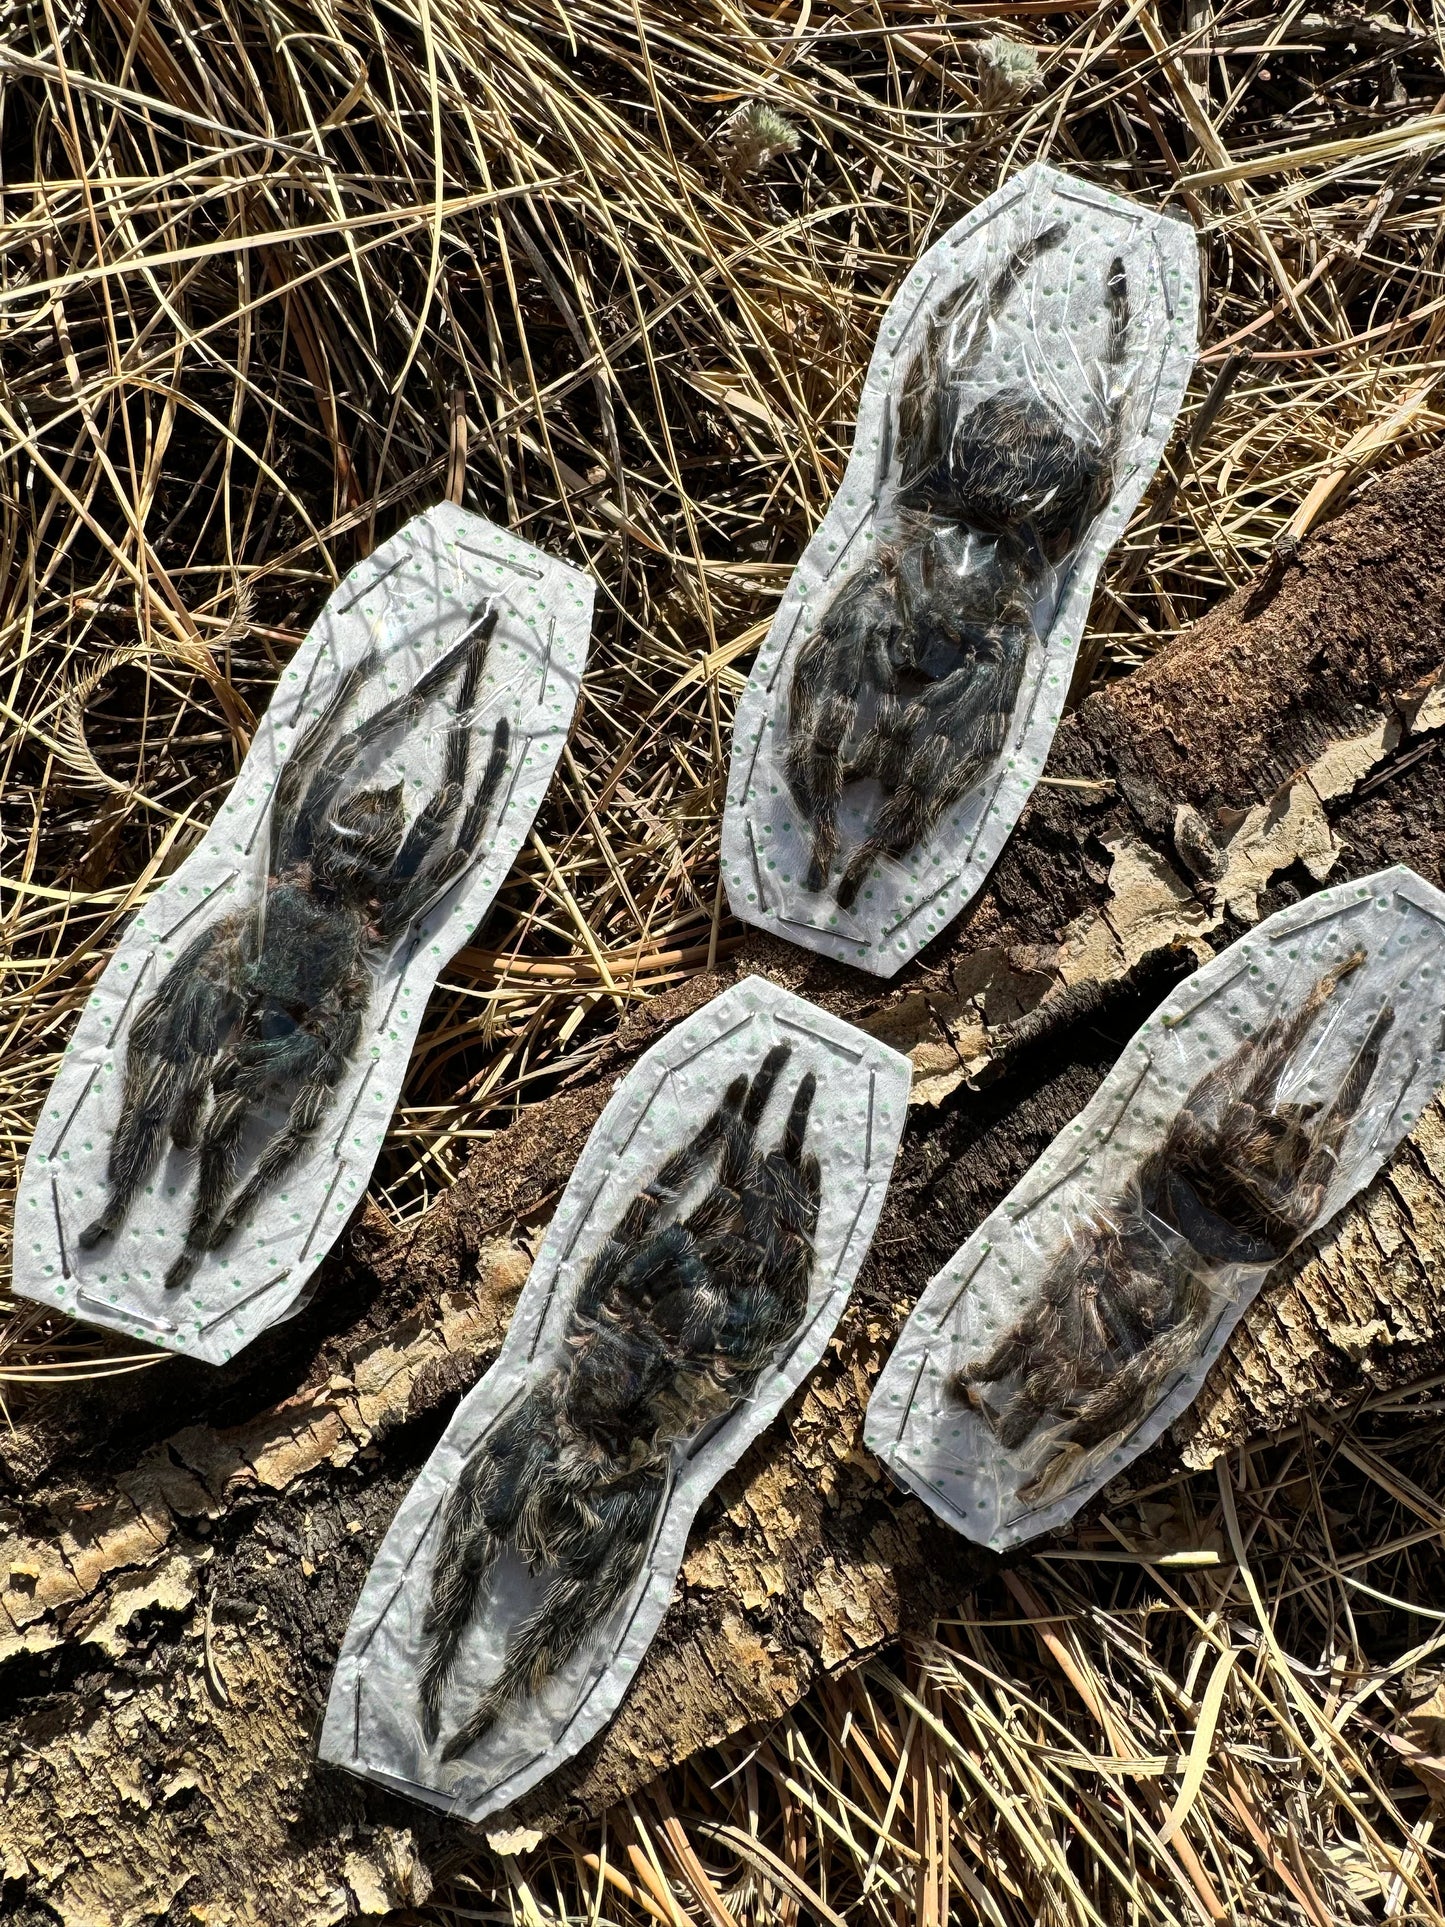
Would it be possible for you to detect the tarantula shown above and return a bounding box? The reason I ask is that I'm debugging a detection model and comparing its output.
[418,1043,820,1761]
[954,951,1394,1503]
[79,607,510,1290]
[786,223,1134,907]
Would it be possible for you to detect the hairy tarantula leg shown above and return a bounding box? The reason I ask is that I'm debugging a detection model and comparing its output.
[172,1078,255,1281]
[835,629,1029,909]
[376,718,512,939]
[168,1055,215,1151]
[785,693,849,893]
[955,221,1070,379]
[1322,999,1394,1128]
[783,549,910,895]
[714,1042,795,1194]
[79,916,249,1249]
[164,983,369,1288]
[1052,254,1133,466]
[744,1065,820,1231]
[79,1060,185,1250]
[268,605,473,870]
[1290,1001,1396,1209]
[780,1067,818,1167]
[613,1075,749,1246]
[1078,256,1140,504]
[993,1377,1057,1452]
[279,606,501,873]
[1226,949,1367,1118]
[739,1067,817,1236]
[418,1404,545,1744]
[750,1098,822,1341]
[165,1085,252,1290]
[951,1281,1068,1442]
[386,611,498,889]
[269,646,386,873]
[1104,255,1131,386]
[622,1045,800,1246]
[953,1316,1035,1396]
[210,988,371,1247]
[896,222,1071,479]
[1054,1314,1204,1456]
[743,1043,792,1130]
[439,1473,664,1762]
[851,713,1006,874]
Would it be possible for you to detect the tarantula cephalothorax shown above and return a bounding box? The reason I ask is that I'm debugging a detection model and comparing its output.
[79,608,511,1290]
[786,223,1134,908]
[418,1044,820,1761]
[955,952,1394,1503]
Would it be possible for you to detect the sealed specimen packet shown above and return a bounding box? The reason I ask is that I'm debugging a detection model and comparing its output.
[16,505,593,1363]
[867,868,1445,1550]
[722,162,1197,976]
[321,977,909,1821]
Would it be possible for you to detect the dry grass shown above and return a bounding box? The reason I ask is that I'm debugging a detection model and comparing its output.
[3,0,1445,1916]
[432,1377,1445,1927]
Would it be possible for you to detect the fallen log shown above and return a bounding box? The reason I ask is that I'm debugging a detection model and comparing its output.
[3,449,1444,1922]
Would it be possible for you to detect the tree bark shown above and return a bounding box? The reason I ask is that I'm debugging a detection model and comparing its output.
[4,451,1445,1923]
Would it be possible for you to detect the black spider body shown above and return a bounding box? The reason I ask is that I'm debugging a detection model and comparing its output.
[79,607,510,1290]
[905,386,1116,554]
[955,952,1394,1500]
[787,228,1133,907]
[419,1044,820,1761]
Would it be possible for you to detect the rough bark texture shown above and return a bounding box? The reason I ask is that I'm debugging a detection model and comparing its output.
[4,451,1445,1923]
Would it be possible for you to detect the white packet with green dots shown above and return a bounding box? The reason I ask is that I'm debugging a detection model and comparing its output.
[866,867,1445,1550]
[14,504,593,1364]
[319,977,910,1823]
[722,161,1197,977]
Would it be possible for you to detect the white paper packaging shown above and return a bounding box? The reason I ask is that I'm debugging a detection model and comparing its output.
[320,976,910,1822]
[15,504,593,1363]
[867,868,1445,1550]
[722,162,1198,976]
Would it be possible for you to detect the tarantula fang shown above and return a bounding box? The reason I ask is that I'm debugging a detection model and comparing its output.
[80,608,510,1289]
[786,225,1134,907]
[954,950,1394,1499]
[418,1043,821,1760]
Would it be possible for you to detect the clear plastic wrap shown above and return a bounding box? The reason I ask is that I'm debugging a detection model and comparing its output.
[722,162,1197,977]
[867,867,1445,1550]
[320,977,910,1822]
[14,505,593,1363]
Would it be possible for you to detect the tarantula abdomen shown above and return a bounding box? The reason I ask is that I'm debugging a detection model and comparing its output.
[897,248,1130,558]
[923,389,1116,555]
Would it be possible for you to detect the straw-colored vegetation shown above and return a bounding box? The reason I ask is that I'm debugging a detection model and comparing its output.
[3,0,1445,1916]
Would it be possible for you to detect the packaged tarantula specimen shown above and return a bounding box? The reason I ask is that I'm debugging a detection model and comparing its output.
[722,162,1197,976]
[15,506,593,1362]
[867,868,1445,1549]
[321,978,909,1820]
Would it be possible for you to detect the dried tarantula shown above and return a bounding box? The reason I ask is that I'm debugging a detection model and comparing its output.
[786,223,1133,907]
[419,1044,820,1760]
[80,609,510,1289]
[955,952,1393,1502]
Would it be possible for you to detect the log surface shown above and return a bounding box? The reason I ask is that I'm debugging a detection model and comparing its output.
[4,452,1445,1923]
